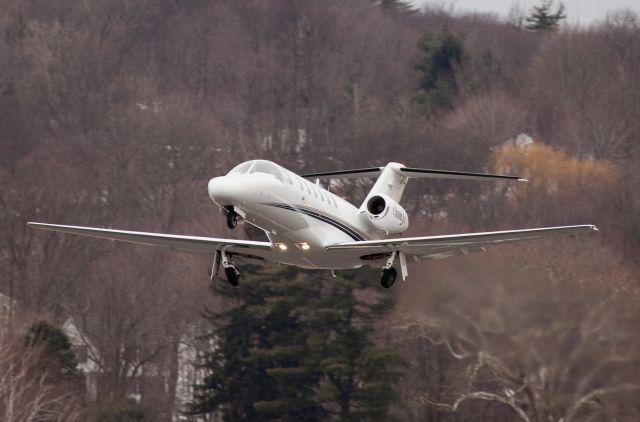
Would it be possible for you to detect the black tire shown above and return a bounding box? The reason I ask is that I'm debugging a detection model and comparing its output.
[380,267,397,289]
[226,211,238,229]
[224,267,240,287]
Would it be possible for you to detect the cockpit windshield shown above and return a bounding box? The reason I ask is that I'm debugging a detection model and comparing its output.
[228,161,252,175]
[227,160,284,182]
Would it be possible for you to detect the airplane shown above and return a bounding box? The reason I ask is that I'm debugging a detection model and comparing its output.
[28,160,597,288]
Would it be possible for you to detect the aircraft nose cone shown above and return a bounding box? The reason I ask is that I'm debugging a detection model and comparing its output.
[208,176,235,205]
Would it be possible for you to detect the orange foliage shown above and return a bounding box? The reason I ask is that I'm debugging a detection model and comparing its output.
[492,142,617,200]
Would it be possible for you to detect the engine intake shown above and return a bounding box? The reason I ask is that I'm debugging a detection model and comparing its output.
[364,194,409,234]
[367,196,386,215]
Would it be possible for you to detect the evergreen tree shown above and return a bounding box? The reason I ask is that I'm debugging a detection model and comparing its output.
[525,1,567,31]
[25,320,79,376]
[191,267,403,421]
[377,0,417,16]
[191,268,280,421]
[310,270,403,421]
[415,30,464,113]
[249,268,326,421]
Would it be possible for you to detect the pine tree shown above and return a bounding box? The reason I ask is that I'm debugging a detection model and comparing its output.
[190,268,280,421]
[525,1,567,31]
[310,270,402,420]
[25,320,79,376]
[249,268,326,421]
[191,267,403,421]
[416,29,464,113]
[378,0,417,16]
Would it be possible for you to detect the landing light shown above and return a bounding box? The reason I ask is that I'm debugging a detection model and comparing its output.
[298,242,310,251]
[277,243,288,251]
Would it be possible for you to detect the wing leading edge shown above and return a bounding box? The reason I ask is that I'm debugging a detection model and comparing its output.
[326,225,598,261]
[27,222,273,255]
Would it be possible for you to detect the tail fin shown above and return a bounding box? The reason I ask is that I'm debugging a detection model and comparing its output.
[362,162,409,205]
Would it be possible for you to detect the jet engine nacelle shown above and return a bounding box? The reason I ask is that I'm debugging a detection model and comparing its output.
[364,194,409,234]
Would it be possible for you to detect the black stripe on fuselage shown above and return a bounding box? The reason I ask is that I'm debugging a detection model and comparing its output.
[265,203,366,241]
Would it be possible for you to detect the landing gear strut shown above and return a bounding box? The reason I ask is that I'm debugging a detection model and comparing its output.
[212,250,240,287]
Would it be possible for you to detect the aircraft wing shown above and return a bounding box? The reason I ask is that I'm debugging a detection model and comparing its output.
[27,222,274,257]
[326,225,598,261]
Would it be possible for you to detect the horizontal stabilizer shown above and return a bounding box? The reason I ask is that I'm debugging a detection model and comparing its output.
[302,166,525,182]
[301,167,383,180]
[400,167,526,182]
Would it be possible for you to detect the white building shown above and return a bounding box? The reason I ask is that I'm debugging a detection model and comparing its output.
[62,317,101,401]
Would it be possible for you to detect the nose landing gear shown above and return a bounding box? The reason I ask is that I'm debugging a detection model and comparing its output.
[223,206,239,229]
[226,211,238,229]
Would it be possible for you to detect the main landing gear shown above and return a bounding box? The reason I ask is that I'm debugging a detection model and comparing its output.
[224,266,240,287]
[380,267,397,288]
[379,251,407,289]
[210,250,240,287]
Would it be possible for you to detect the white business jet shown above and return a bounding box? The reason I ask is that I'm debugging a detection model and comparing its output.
[28,160,597,288]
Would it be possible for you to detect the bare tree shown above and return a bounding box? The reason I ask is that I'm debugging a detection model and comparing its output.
[390,243,640,422]
[0,333,84,421]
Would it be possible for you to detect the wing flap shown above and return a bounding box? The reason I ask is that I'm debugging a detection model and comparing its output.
[326,225,598,260]
[27,222,273,255]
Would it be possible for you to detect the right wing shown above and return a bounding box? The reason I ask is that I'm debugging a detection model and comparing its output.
[27,222,274,260]
[326,225,598,261]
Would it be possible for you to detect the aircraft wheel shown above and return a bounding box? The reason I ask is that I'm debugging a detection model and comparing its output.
[380,267,397,289]
[226,211,238,229]
[224,267,240,287]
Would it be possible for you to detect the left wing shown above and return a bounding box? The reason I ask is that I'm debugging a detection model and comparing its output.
[27,222,274,258]
[326,225,597,261]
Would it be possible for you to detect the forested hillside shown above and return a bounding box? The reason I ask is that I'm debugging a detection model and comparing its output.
[1,1,639,421]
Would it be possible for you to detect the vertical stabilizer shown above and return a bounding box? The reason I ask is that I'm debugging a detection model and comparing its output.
[359,163,408,210]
